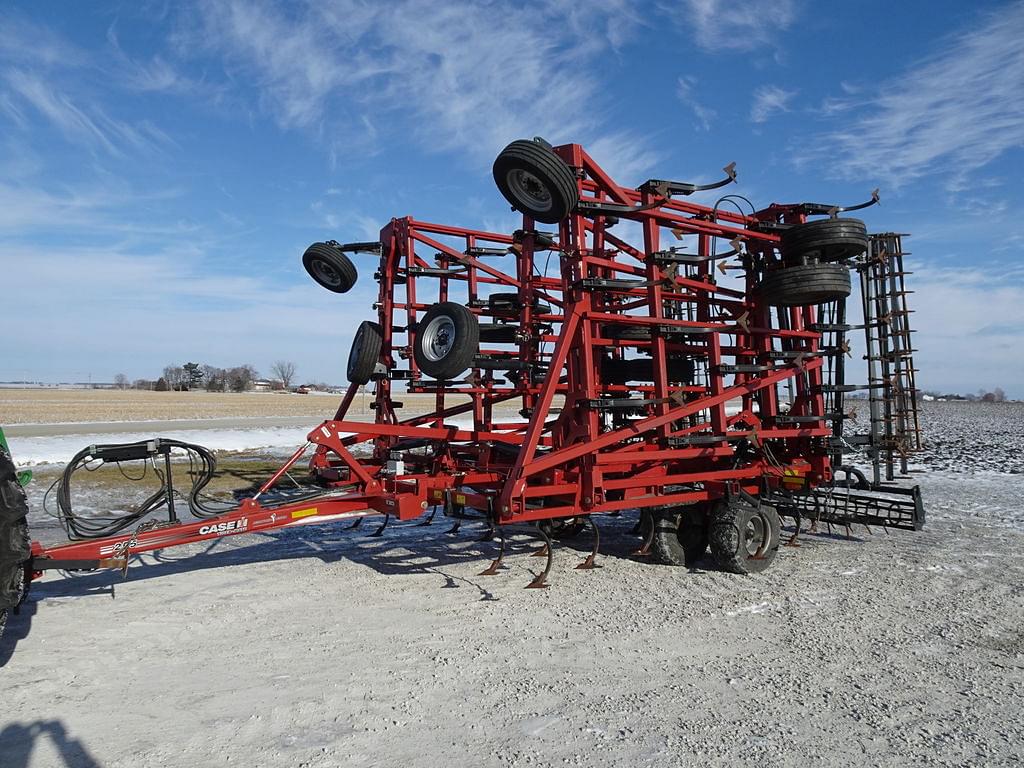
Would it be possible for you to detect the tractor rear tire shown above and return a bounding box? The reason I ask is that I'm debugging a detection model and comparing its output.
[414,302,480,379]
[347,320,383,385]
[781,218,868,263]
[1,446,32,638]
[302,242,358,293]
[493,139,579,224]
[652,505,710,567]
[709,501,781,574]
[756,263,851,307]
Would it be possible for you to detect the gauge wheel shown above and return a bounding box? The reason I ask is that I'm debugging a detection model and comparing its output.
[347,320,384,385]
[414,302,480,379]
[302,242,358,293]
[493,139,579,224]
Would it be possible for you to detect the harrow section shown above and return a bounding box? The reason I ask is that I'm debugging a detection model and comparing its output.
[7,137,926,614]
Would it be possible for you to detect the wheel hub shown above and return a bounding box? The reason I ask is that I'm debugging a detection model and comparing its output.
[312,258,342,287]
[744,514,767,557]
[421,316,456,362]
[507,169,553,212]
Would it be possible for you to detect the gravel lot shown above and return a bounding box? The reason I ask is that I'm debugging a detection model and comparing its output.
[2,401,1022,767]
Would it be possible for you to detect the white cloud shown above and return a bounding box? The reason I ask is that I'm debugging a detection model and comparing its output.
[180,0,656,161]
[749,84,797,123]
[0,241,376,384]
[672,0,797,51]
[2,68,172,157]
[808,4,1024,187]
[676,76,716,131]
[900,261,1024,396]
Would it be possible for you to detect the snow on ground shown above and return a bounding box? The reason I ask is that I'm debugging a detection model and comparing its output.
[2,402,1023,767]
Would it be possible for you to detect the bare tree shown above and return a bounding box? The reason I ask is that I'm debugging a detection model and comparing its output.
[227,365,258,393]
[201,365,227,392]
[271,361,297,389]
[162,365,185,391]
[113,373,129,390]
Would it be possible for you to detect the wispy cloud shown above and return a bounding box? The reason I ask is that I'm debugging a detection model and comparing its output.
[2,67,173,158]
[179,0,655,160]
[750,84,797,123]
[671,0,797,51]
[677,76,717,131]
[807,3,1024,187]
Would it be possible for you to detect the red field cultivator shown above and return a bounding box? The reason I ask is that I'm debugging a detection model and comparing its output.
[1,138,925,630]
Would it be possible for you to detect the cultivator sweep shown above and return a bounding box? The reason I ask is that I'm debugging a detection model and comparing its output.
[2,138,927,628]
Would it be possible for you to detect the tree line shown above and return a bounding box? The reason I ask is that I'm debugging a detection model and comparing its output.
[114,361,300,392]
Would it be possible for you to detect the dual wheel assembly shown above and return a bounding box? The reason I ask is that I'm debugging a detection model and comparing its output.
[648,500,781,574]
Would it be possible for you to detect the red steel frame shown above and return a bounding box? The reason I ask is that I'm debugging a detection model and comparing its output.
[30,143,839,572]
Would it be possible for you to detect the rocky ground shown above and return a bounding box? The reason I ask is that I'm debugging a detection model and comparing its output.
[1,401,1022,767]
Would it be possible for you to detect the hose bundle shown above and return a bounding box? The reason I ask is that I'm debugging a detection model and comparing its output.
[48,439,236,540]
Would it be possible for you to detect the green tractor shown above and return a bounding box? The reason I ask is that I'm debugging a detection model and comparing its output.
[0,426,32,637]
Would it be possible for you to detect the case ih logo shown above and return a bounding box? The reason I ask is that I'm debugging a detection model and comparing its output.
[198,519,248,536]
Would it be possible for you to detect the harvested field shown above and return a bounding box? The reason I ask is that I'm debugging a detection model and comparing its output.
[2,402,1023,767]
[0,388,462,425]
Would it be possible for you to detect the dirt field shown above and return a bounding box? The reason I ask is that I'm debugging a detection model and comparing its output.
[0,388,475,425]
[2,402,1023,767]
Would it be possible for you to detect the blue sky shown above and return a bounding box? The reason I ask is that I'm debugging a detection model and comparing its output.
[1,0,1022,395]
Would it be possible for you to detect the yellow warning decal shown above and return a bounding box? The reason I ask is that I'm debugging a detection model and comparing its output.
[455,494,467,506]
[291,507,318,519]
[431,489,444,500]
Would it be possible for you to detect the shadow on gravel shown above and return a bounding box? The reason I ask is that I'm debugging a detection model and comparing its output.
[0,598,36,666]
[0,719,100,767]
[13,512,875,650]
[22,512,648,604]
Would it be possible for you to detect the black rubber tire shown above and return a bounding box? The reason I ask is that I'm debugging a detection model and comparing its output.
[601,356,695,384]
[493,139,579,224]
[302,242,358,293]
[652,505,710,567]
[478,323,519,343]
[709,501,781,574]
[414,302,480,379]
[605,324,654,341]
[1,446,31,636]
[487,292,520,308]
[781,218,868,263]
[487,293,551,316]
[347,320,383,385]
[756,263,851,307]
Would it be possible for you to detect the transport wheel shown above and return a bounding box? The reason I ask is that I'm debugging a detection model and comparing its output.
[781,218,868,263]
[414,302,480,379]
[302,242,358,293]
[492,139,579,224]
[347,320,383,385]
[651,504,709,567]
[478,323,519,343]
[755,263,851,307]
[709,500,781,574]
[0,446,32,639]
